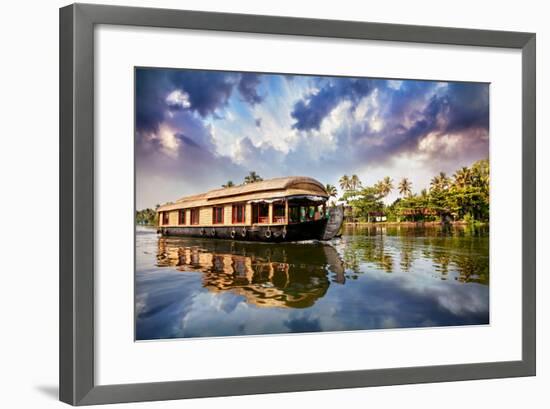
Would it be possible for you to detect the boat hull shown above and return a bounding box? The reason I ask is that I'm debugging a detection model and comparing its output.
[159,220,329,242]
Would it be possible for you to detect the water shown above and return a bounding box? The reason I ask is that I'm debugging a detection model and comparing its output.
[135,224,489,340]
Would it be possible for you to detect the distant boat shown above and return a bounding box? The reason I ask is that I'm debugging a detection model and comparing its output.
[156,176,344,242]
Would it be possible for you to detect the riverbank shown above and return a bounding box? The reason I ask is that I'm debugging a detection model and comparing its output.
[344,221,488,227]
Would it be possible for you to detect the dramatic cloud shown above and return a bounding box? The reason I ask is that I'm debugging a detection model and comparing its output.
[165,89,191,110]
[439,82,489,133]
[135,68,489,209]
[135,69,265,132]
[135,68,170,134]
[291,77,375,131]
[238,73,264,105]
[312,80,489,176]
[168,70,237,117]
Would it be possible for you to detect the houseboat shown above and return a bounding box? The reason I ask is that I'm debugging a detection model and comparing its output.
[156,176,344,242]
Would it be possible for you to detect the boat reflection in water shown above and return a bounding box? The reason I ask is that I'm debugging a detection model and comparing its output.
[156,237,346,309]
[135,225,489,340]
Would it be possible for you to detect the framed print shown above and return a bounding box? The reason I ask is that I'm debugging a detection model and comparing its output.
[59,3,536,405]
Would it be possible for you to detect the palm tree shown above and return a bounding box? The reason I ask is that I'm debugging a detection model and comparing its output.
[222,180,235,188]
[453,167,471,189]
[470,159,489,187]
[244,171,263,184]
[339,175,351,191]
[377,176,393,197]
[325,184,337,198]
[350,174,362,191]
[430,172,450,191]
[398,178,412,197]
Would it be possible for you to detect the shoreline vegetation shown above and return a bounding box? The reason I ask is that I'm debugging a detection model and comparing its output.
[137,160,489,227]
[344,220,488,227]
[332,158,489,225]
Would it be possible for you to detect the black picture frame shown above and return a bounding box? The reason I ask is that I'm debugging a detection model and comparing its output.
[59,3,536,406]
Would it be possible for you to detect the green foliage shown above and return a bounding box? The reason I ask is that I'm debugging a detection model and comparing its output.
[463,213,474,224]
[339,174,351,191]
[350,174,362,191]
[136,208,158,225]
[339,174,361,191]
[342,186,385,222]
[244,171,263,184]
[325,184,337,197]
[339,158,490,223]
[398,178,412,197]
[374,176,393,197]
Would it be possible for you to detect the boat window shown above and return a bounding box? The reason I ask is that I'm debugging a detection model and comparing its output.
[258,203,269,224]
[213,206,224,224]
[273,202,286,223]
[232,204,245,223]
[315,205,324,220]
[178,209,186,225]
[289,206,300,223]
[300,206,306,222]
[301,206,316,221]
[190,208,199,225]
[162,211,169,225]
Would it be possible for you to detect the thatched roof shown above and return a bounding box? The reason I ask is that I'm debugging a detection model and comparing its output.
[157,176,328,212]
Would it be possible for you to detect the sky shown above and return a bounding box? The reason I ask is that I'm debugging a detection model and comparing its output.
[135,67,489,209]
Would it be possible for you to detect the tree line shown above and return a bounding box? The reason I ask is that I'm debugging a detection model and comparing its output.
[136,206,159,226]
[327,159,489,223]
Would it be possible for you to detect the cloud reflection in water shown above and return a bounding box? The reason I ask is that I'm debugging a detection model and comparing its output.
[136,225,489,340]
